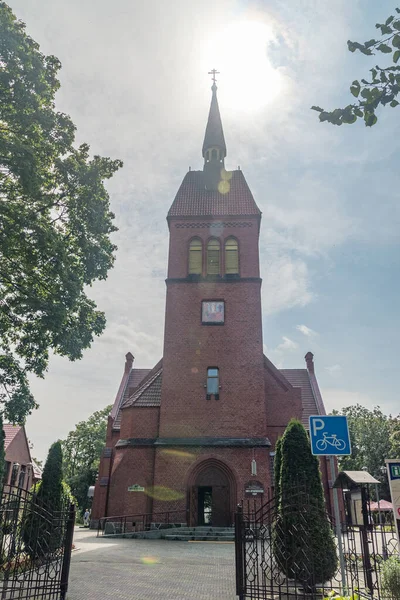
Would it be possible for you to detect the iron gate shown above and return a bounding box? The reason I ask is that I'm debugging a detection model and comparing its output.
[235,491,399,600]
[0,485,75,600]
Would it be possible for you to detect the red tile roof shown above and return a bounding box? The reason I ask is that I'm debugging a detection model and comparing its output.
[168,170,261,218]
[122,364,163,408]
[112,368,152,430]
[3,424,22,449]
[280,369,324,427]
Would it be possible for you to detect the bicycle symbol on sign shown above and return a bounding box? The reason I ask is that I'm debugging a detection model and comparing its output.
[316,432,346,452]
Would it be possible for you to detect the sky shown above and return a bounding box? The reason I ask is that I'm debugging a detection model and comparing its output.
[6,0,400,461]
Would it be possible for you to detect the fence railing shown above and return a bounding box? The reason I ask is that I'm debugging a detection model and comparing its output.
[97,509,187,536]
[0,484,75,600]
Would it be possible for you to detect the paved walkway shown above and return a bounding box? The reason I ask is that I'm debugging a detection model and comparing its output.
[68,528,237,600]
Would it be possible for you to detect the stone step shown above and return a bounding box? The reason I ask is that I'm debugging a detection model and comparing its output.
[164,534,234,542]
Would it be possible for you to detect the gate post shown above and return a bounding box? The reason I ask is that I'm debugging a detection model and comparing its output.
[234,504,245,600]
[60,503,76,600]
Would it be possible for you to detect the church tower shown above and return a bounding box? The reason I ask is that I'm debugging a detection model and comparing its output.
[159,80,267,440]
[151,78,271,525]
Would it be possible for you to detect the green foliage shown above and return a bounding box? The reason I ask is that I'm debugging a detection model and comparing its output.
[61,405,111,512]
[381,557,400,600]
[0,2,122,423]
[21,441,66,558]
[273,419,338,587]
[274,437,282,505]
[331,405,399,499]
[312,7,400,126]
[0,414,4,488]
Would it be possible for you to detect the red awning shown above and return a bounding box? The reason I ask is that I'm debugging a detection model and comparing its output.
[369,500,393,511]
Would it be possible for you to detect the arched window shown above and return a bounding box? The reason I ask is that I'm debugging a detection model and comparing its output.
[207,239,220,275]
[189,239,202,274]
[225,238,239,274]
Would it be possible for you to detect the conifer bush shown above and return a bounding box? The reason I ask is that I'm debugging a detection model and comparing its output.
[273,419,338,588]
[381,557,400,600]
[22,441,67,559]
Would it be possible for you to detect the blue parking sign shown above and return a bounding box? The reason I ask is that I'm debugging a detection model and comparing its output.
[309,415,351,456]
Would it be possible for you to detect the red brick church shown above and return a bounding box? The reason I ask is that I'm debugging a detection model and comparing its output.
[92,80,329,527]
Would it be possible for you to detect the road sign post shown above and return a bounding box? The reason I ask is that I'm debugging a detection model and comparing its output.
[309,415,352,594]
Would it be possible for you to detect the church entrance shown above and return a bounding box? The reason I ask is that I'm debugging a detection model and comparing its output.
[188,460,235,527]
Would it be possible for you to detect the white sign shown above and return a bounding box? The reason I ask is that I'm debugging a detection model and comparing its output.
[386,459,400,556]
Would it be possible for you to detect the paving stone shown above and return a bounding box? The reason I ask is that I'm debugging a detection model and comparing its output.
[67,528,237,599]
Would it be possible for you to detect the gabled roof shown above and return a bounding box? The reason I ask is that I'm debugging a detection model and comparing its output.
[122,362,163,409]
[168,170,261,218]
[112,367,152,430]
[280,368,324,427]
[4,423,22,449]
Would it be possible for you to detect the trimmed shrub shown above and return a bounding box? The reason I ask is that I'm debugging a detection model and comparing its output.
[21,441,66,559]
[381,557,400,600]
[273,419,338,588]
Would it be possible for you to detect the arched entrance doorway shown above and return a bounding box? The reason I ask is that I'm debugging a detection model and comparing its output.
[187,459,236,527]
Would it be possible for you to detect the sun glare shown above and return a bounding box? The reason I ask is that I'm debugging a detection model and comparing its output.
[203,20,283,112]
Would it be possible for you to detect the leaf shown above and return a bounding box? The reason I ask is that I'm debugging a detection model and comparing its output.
[381,71,388,82]
[392,34,400,48]
[390,99,399,107]
[311,105,323,112]
[350,81,360,97]
[365,113,378,127]
[370,68,378,80]
[347,40,356,52]
[377,43,393,53]
[364,39,377,48]
[381,25,393,35]
[386,15,394,25]
[393,21,400,31]
[354,108,363,117]
[394,50,400,63]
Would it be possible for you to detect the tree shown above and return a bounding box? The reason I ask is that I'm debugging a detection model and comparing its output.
[0,2,122,425]
[22,441,67,558]
[61,405,111,512]
[312,7,400,126]
[273,419,337,588]
[331,405,397,498]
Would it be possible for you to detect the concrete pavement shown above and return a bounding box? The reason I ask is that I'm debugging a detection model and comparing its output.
[67,528,237,600]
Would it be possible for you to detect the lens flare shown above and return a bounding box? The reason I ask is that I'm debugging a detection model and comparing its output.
[141,555,160,565]
[161,449,195,460]
[144,486,185,501]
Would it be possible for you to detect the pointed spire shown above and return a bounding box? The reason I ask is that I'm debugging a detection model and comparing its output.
[202,76,226,160]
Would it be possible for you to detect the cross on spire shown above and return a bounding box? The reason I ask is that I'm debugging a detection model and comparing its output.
[208,69,220,85]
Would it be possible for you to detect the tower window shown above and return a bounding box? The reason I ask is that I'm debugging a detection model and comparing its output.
[207,239,220,275]
[225,237,239,274]
[207,367,219,399]
[189,239,202,274]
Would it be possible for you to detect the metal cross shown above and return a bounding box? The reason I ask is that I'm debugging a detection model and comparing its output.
[208,69,220,84]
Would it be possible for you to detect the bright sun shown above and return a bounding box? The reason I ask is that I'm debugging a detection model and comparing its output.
[202,20,283,112]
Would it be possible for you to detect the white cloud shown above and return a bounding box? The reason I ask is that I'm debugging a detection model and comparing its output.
[296,324,318,337]
[277,336,298,352]
[321,388,377,414]
[325,364,342,376]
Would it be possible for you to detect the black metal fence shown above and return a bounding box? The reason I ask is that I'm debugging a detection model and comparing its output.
[0,485,75,600]
[235,490,399,600]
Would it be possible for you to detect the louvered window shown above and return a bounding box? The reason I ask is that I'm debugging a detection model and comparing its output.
[225,238,239,274]
[189,239,202,274]
[207,239,220,275]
